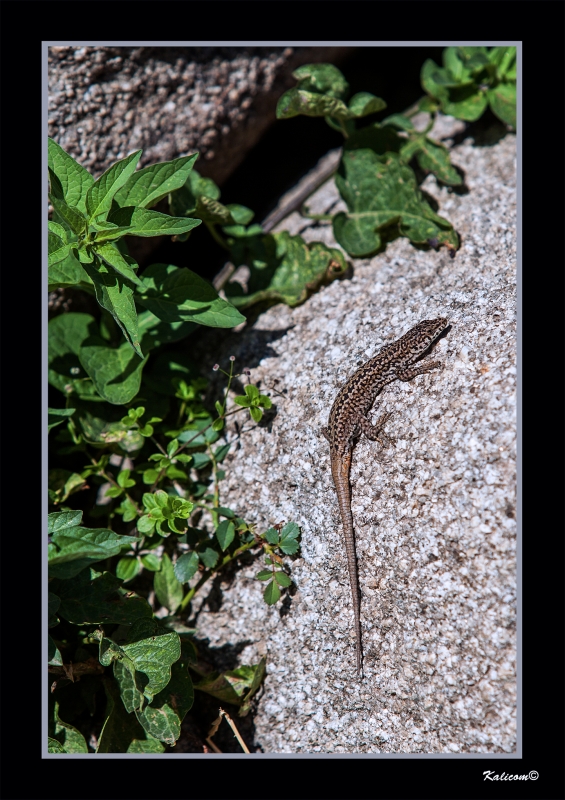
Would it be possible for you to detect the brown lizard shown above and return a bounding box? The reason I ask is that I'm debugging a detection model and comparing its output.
[322,318,449,674]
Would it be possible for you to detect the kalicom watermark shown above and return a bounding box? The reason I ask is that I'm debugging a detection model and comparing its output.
[483,771,538,781]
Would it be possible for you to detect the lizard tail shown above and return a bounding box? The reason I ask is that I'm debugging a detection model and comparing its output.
[331,454,363,675]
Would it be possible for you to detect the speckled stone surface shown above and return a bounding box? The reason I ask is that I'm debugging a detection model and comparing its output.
[187,115,517,753]
[47,45,351,185]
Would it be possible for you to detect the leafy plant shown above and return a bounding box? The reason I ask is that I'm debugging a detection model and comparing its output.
[421,46,516,128]
[276,49,516,258]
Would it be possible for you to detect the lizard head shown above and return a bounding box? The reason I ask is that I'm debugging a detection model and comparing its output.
[404,317,449,356]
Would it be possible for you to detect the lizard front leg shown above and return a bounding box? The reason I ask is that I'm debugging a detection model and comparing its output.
[356,411,395,446]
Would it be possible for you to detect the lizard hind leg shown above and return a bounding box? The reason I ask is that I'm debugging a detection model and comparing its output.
[357,411,395,447]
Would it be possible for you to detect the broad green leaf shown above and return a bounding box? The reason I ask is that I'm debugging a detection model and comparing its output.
[48,407,76,432]
[48,738,67,753]
[49,194,87,235]
[224,230,347,309]
[58,569,152,624]
[136,263,245,328]
[441,85,488,122]
[48,138,94,213]
[135,656,194,745]
[264,527,280,545]
[48,523,135,578]
[113,154,198,209]
[347,92,387,118]
[94,242,143,287]
[116,556,142,582]
[154,552,184,614]
[381,113,415,131]
[97,672,164,753]
[83,260,143,357]
[77,409,145,454]
[48,509,83,533]
[48,243,91,291]
[215,520,235,551]
[414,139,462,186]
[333,149,458,256]
[174,551,200,583]
[108,206,201,237]
[276,88,350,121]
[292,63,349,98]
[48,220,69,251]
[214,444,231,463]
[224,204,254,225]
[85,150,142,221]
[50,702,88,753]
[256,569,273,581]
[488,83,516,128]
[48,313,102,399]
[136,308,197,354]
[79,336,148,404]
[97,618,181,703]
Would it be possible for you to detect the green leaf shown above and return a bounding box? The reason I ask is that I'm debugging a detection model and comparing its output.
[48,522,135,579]
[49,194,87,235]
[108,206,201,237]
[48,469,87,506]
[94,242,144,287]
[487,82,516,128]
[58,569,151,625]
[293,63,350,98]
[381,113,415,131]
[249,407,263,423]
[276,88,351,121]
[134,655,194,745]
[85,150,142,221]
[116,556,142,582]
[198,547,219,570]
[263,580,281,605]
[274,571,292,587]
[215,520,235,551]
[414,139,462,186]
[48,635,63,666]
[113,153,198,209]
[97,618,181,704]
[263,527,280,545]
[136,263,245,328]
[333,149,458,256]
[256,569,273,581]
[50,702,88,753]
[154,552,184,614]
[278,522,301,555]
[141,553,161,572]
[83,260,143,357]
[48,407,76,432]
[347,92,387,118]
[224,230,347,309]
[48,138,94,214]
[194,658,265,712]
[79,335,148,405]
[211,446,230,466]
[48,313,102,400]
[97,675,164,753]
[225,204,254,225]
[174,551,200,583]
[48,510,83,533]
[48,591,61,627]
[48,244,91,292]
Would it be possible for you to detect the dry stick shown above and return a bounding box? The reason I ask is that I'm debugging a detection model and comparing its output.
[206,707,250,754]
